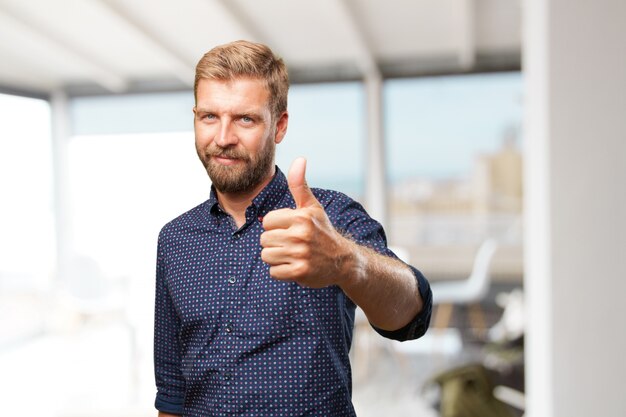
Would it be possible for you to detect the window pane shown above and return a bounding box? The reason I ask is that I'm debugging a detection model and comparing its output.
[0,93,54,289]
[67,132,208,277]
[385,72,523,279]
[276,82,365,201]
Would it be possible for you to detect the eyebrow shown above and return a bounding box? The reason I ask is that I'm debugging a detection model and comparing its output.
[195,107,265,119]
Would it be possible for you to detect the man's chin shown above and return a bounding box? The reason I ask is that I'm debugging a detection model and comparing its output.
[207,169,248,193]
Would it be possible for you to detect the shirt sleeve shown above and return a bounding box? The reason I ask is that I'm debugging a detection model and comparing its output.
[323,191,433,342]
[154,229,185,414]
[371,265,432,341]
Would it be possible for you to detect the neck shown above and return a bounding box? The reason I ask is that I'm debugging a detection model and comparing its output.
[215,168,275,228]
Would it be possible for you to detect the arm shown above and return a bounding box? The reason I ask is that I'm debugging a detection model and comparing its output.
[261,158,428,332]
[158,413,181,417]
[154,231,185,415]
[336,239,423,331]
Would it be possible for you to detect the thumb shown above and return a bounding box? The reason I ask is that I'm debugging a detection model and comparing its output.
[288,157,318,208]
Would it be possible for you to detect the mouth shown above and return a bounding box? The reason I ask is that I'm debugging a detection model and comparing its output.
[211,154,244,166]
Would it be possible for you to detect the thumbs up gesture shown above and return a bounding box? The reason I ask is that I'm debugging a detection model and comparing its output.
[260,157,352,288]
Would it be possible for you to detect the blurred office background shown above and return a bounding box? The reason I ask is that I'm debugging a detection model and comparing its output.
[0,1,624,416]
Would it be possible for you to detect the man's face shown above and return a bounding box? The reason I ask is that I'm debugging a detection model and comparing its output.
[194,77,288,194]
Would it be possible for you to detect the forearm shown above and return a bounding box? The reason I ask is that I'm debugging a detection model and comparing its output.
[158,413,181,417]
[339,240,423,331]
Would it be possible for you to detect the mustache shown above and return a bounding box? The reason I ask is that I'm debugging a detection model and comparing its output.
[205,145,250,161]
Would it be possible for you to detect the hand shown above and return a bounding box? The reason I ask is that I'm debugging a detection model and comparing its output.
[260,157,353,288]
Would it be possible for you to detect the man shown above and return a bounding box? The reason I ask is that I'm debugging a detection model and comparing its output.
[154,40,432,416]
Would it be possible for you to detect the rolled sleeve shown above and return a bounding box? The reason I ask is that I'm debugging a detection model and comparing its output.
[155,392,184,415]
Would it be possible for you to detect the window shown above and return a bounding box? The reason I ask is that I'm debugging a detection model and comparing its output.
[276,82,365,201]
[385,72,523,279]
[0,93,54,290]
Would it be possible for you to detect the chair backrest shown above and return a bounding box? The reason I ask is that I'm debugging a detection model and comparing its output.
[465,238,499,301]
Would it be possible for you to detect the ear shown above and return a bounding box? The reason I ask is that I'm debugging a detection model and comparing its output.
[274,111,289,144]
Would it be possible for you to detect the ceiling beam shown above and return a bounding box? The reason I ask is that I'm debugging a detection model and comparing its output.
[458,0,476,69]
[331,0,380,79]
[97,0,195,87]
[0,5,127,93]
[213,0,270,46]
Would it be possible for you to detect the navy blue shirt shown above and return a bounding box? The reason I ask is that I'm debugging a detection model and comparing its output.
[154,168,432,416]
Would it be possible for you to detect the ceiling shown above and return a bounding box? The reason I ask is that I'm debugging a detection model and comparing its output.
[0,0,521,98]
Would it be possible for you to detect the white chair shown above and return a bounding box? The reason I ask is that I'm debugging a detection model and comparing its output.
[430,238,499,331]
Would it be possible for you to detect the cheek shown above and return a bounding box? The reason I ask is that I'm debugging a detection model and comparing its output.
[194,124,215,145]
[240,129,272,152]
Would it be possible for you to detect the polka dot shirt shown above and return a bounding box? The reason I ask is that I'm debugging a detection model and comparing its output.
[154,167,432,416]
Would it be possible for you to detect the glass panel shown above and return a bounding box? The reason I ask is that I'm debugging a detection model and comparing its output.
[276,82,365,201]
[373,73,525,416]
[0,93,53,346]
[0,94,54,285]
[385,72,523,277]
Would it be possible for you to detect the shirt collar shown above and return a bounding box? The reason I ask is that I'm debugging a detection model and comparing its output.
[207,166,289,219]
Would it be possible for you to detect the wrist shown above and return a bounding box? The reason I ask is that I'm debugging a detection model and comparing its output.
[336,236,366,291]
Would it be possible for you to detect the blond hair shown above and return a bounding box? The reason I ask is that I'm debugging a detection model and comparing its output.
[194,40,289,120]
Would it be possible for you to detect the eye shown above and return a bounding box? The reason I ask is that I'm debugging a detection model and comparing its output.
[241,116,253,123]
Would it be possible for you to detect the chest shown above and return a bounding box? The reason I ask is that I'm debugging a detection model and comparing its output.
[164,223,325,335]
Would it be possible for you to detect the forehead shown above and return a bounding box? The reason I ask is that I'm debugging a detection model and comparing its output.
[195,77,270,112]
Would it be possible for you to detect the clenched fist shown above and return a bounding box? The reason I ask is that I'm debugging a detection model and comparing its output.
[260,157,355,288]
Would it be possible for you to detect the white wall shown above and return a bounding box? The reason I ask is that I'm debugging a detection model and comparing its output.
[524,1,626,416]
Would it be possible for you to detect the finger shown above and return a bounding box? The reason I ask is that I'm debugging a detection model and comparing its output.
[287,157,320,209]
[259,228,291,249]
[268,263,299,281]
[260,246,292,265]
[262,208,298,230]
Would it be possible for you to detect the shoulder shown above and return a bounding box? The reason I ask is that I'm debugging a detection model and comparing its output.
[312,188,384,239]
[311,188,366,219]
[312,188,362,210]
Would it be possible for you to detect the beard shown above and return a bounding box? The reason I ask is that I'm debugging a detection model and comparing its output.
[197,136,276,194]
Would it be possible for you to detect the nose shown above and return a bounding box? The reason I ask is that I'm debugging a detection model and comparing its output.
[214,121,238,147]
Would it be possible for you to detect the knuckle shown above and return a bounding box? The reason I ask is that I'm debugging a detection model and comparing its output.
[262,210,279,227]
[294,210,312,225]
[294,261,310,277]
[300,224,314,239]
[293,222,314,243]
[296,244,311,259]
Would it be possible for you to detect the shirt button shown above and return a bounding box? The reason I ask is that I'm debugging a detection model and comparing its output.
[227,276,236,284]
[224,372,231,381]
[225,323,233,333]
